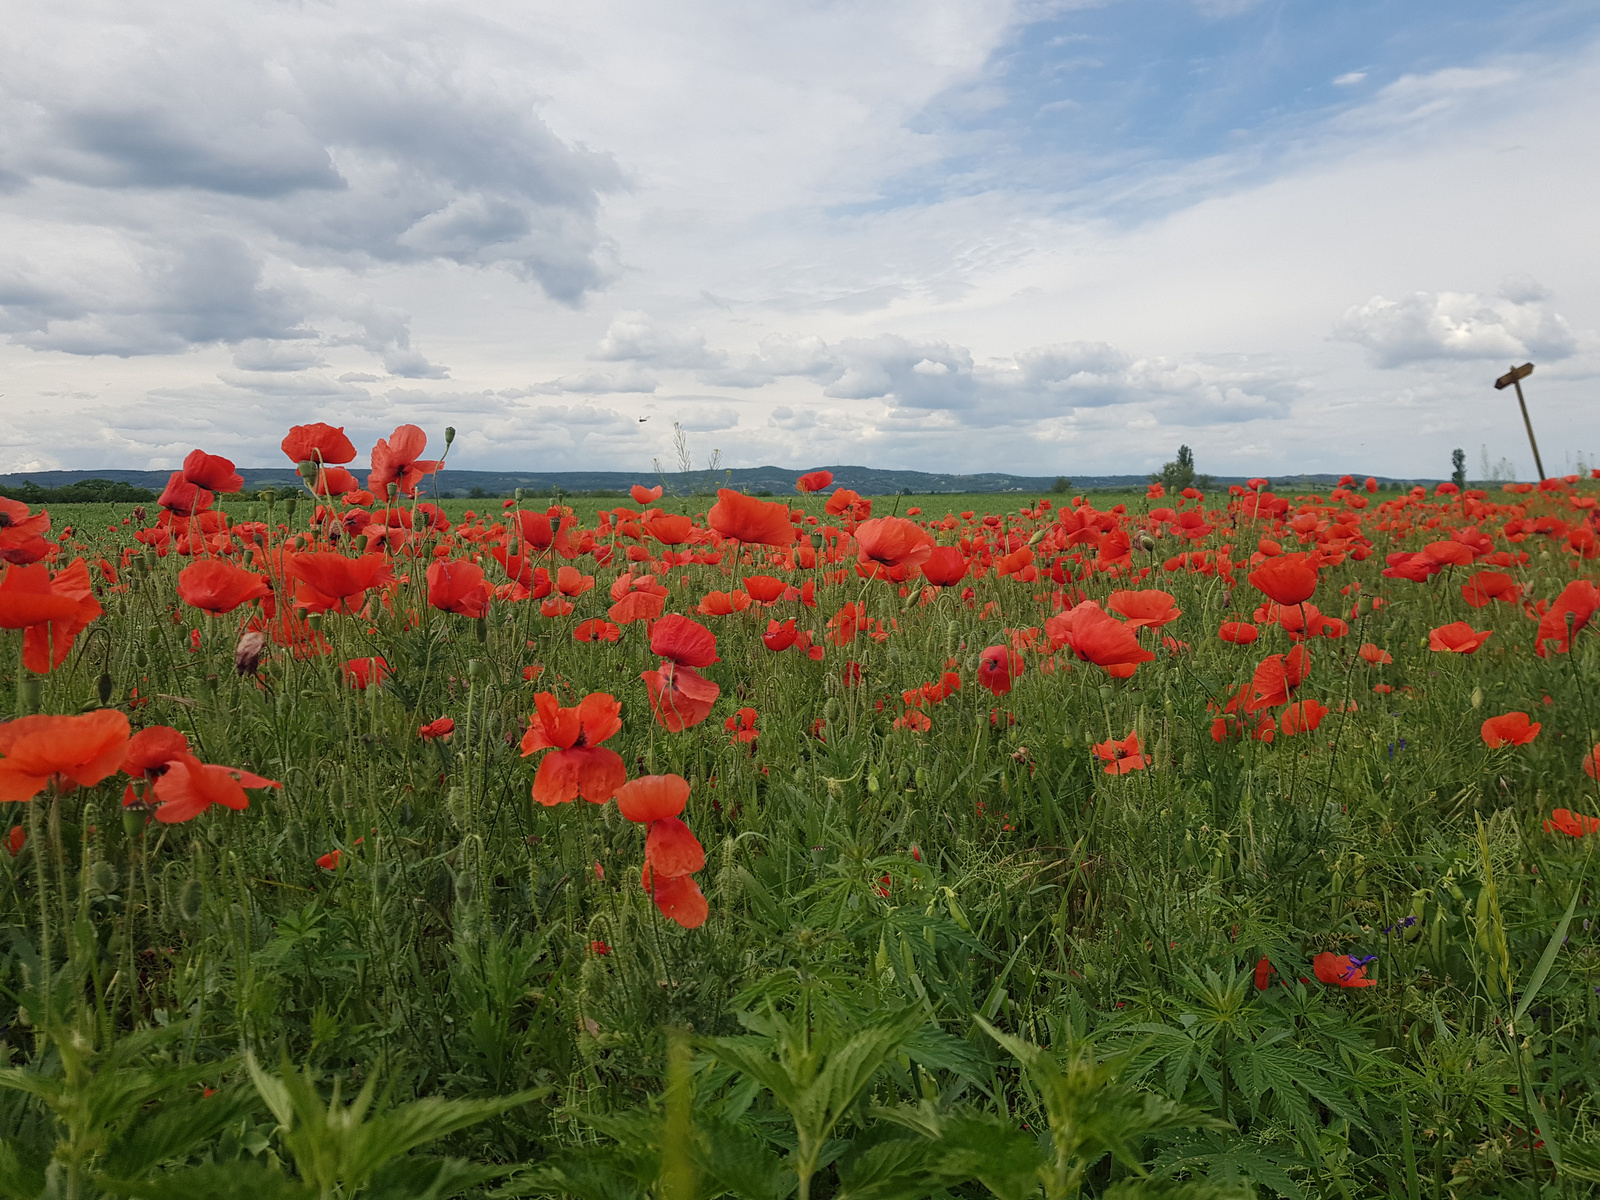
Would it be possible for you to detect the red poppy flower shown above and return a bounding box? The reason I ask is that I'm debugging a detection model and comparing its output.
[0,558,104,673]
[1480,712,1539,747]
[1248,554,1318,606]
[1428,621,1491,654]
[642,511,694,545]
[177,560,271,615]
[149,754,281,823]
[312,467,361,497]
[1545,807,1600,836]
[641,661,720,731]
[282,423,357,465]
[894,710,932,732]
[1460,570,1521,608]
[520,691,626,806]
[343,657,390,689]
[1092,731,1150,775]
[1280,699,1329,736]
[367,424,442,497]
[5,826,23,856]
[650,613,719,667]
[796,470,833,493]
[707,489,795,546]
[0,496,52,564]
[640,864,709,929]
[1536,580,1600,656]
[1254,956,1272,990]
[182,449,244,494]
[854,517,935,579]
[742,574,787,604]
[631,484,664,505]
[609,589,667,624]
[645,816,705,877]
[725,706,758,744]
[1045,602,1155,679]
[290,552,394,615]
[762,618,798,651]
[825,487,863,516]
[0,710,131,802]
[156,472,213,514]
[977,645,1023,696]
[1358,643,1391,665]
[556,566,594,597]
[122,726,191,780]
[1108,589,1181,630]
[574,618,621,642]
[1312,951,1376,988]
[419,717,455,741]
[317,848,345,870]
[920,546,968,587]
[1246,645,1311,711]
[426,560,491,618]
[1218,621,1258,644]
[615,774,690,823]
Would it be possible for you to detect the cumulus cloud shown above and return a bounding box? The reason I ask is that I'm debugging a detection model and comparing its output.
[508,366,659,396]
[1336,281,1577,367]
[596,314,726,370]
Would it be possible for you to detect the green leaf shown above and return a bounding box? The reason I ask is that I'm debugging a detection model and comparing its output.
[100,1162,316,1200]
[1512,882,1582,1027]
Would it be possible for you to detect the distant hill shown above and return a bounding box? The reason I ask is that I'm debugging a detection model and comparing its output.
[0,465,1446,498]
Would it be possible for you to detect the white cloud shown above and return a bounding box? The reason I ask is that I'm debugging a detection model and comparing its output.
[1336,284,1577,367]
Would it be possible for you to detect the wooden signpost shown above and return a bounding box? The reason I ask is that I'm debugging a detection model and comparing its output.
[1494,362,1543,482]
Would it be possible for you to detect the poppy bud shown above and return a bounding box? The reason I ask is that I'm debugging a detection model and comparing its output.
[282,495,297,517]
[867,770,881,795]
[19,677,42,714]
[297,459,317,479]
[475,616,488,643]
[307,613,323,633]
[371,861,393,897]
[1357,596,1372,616]
[97,672,114,705]
[1470,686,1483,709]
[122,809,143,839]
[1028,528,1047,546]
[445,426,456,446]
[134,646,149,670]
[177,879,204,923]
[284,822,307,859]
[147,624,163,646]
[467,658,488,682]
[91,861,118,895]
[387,483,399,501]
[1137,532,1156,552]
[1098,684,1113,704]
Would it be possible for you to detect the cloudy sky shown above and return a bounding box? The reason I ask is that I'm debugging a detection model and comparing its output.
[3,0,1598,480]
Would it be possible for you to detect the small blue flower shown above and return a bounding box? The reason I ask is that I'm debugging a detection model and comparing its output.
[1350,954,1378,968]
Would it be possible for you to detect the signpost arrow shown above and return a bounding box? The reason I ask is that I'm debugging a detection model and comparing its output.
[1493,362,1543,483]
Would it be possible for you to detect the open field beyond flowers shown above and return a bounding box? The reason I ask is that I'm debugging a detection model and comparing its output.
[0,423,1597,1200]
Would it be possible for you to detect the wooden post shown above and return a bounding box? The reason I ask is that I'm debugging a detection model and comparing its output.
[1494,362,1544,482]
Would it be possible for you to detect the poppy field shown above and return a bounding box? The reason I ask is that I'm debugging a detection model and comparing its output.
[1,422,1598,1200]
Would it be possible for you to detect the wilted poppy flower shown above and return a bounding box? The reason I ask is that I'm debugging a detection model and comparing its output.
[149,754,282,823]
[419,717,456,741]
[650,613,719,667]
[1312,951,1376,988]
[641,661,720,731]
[1280,699,1329,736]
[343,657,390,689]
[574,618,621,642]
[631,484,664,505]
[282,423,357,465]
[645,816,705,877]
[0,710,131,802]
[1092,731,1151,775]
[1545,807,1600,836]
[291,552,394,615]
[796,470,833,493]
[367,424,442,497]
[1108,589,1181,630]
[725,707,759,744]
[0,559,105,673]
[1428,621,1492,654]
[640,864,708,929]
[1358,643,1392,665]
[182,449,243,494]
[520,692,626,806]
[615,774,690,823]
[1248,554,1318,606]
[920,545,968,587]
[1218,621,1258,645]
[1480,712,1539,747]
[977,645,1023,696]
[177,560,271,615]
[707,489,794,546]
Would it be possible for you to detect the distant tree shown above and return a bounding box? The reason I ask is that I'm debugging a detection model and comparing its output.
[1451,448,1466,489]
[468,485,487,499]
[1051,476,1072,494]
[1153,445,1196,494]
